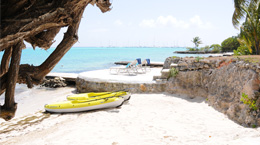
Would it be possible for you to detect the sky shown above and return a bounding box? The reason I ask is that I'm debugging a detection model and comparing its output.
[40,0,240,47]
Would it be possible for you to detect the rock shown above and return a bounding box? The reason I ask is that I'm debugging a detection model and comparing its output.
[165,58,260,127]
[256,66,260,73]
[204,64,209,69]
[170,63,178,68]
[178,61,188,67]
[41,77,67,88]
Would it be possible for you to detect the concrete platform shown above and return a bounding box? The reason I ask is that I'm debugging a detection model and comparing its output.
[78,68,162,84]
[76,68,166,93]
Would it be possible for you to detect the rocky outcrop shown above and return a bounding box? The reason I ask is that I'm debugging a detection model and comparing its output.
[165,57,260,127]
[41,77,67,88]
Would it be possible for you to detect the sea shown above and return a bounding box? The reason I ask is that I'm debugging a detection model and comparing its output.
[0,47,211,73]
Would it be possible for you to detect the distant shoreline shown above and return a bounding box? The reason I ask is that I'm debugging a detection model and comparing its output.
[174,51,234,57]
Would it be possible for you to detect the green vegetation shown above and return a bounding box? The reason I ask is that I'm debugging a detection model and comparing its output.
[238,1,260,55]
[252,124,257,128]
[232,0,259,28]
[240,93,258,111]
[172,56,179,59]
[186,47,197,51]
[237,56,260,63]
[187,36,223,53]
[234,45,251,55]
[199,45,211,52]
[168,67,179,78]
[232,0,260,55]
[221,36,240,52]
[210,44,222,53]
[191,36,202,49]
[195,56,204,62]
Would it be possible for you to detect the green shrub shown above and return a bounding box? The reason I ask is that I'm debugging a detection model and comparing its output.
[200,45,210,52]
[210,44,222,53]
[221,36,240,52]
[186,47,198,51]
[168,67,179,78]
[240,93,257,111]
[234,45,251,56]
[172,56,179,59]
[195,56,204,62]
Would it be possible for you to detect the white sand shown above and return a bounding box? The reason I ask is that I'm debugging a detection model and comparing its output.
[1,86,259,145]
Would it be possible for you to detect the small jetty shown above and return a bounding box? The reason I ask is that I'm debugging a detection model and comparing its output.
[115,61,164,67]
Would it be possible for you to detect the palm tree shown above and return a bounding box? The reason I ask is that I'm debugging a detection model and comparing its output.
[238,0,260,54]
[191,36,202,49]
[232,0,259,28]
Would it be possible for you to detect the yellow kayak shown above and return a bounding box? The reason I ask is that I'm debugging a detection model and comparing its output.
[45,96,124,113]
[67,91,131,101]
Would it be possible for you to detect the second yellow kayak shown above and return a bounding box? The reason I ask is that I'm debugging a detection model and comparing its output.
[67,91,131,101]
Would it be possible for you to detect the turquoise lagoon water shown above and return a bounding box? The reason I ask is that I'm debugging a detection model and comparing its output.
[0,47,208,73]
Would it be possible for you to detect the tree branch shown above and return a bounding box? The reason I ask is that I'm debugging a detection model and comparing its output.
[0,47,12,77]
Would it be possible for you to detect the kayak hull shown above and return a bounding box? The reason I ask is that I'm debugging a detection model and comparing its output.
[45,97,124,113]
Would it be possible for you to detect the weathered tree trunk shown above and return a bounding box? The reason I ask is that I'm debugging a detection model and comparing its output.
[0,0,111,120]
[1,41,24,120]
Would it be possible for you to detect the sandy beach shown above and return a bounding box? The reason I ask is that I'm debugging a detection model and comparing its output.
[1,84,260,145]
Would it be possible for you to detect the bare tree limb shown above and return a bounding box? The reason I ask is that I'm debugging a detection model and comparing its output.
[0,47,12,77]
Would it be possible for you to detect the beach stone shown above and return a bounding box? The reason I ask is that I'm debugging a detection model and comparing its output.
[204,64,209,69]
[140,84,147,92]
[41,77,67,88]
[178,61,188,67]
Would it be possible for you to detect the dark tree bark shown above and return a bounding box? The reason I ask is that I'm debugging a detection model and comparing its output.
[0,46,12,77]
[0,0,111,120]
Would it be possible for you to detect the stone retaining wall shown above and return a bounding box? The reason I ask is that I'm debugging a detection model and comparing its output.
[76,78,166,93]
[76,56,260,127]
[164,56,260,127]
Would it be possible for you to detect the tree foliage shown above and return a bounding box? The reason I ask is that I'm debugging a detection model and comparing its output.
[221,37,240,52]
[191,36,202,49]
[210,44,222,53]
[232,0,259,28]
[238,0,260,54]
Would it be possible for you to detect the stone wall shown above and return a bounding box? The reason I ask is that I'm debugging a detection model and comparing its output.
[76,78,166,93]
[164,56,260,127]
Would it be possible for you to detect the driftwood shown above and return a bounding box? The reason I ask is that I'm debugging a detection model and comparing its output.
[0,0,111,120]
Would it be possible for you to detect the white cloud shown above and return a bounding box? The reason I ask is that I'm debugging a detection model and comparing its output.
[139,16,189,29]
[139,15,213,29]
[114,20,123,26]
[190,15,214,29]
[157,15,190,29]
[139,19,156,28]
[90,28,109,33]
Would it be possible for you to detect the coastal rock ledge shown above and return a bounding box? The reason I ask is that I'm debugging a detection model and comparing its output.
[164,56,260,127]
